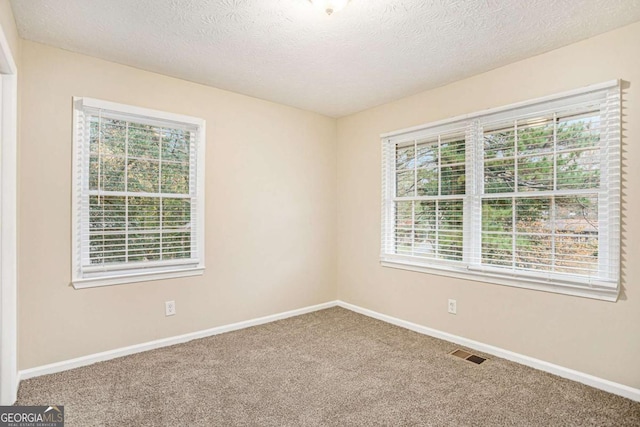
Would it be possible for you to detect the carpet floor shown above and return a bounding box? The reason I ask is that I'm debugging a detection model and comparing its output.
[16,307,640,426]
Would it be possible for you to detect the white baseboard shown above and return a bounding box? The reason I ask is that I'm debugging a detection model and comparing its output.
[18,300,338,382]
[17,299,640,403]
[337,300,640,402]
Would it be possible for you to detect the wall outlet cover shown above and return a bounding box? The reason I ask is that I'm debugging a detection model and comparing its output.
[448,299,457,315]
[165,300,176,316]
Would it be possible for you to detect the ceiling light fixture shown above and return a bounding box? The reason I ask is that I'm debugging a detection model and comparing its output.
[309,0,349,16]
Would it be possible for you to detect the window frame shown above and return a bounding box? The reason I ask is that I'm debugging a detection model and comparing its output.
[72,97,206,289]
[380,80,620,301]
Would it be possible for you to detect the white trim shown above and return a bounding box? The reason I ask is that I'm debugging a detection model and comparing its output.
[71,97,206,288]
[380,80,618,139]
[336,300,640,402]
[78,97,205,128]
[0,17,18,405]
[71,266,205,289]
[380,260,618,302]
[195,120,206,277]
[16,300,640,403]
[18,301,338,381]
[381,81,621,301]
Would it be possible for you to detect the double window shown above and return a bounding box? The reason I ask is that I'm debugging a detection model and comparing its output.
[381,81,620,300]
[72,98,205,288]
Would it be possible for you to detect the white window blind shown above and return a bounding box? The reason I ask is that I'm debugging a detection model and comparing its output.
[381,81,620,301]
[393,130,467,263]
[72,98,206,288]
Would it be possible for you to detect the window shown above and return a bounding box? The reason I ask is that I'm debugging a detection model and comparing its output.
[72,98,205,288]
[381,81,620,301]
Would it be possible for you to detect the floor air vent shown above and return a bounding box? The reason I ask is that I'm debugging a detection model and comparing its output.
[450,349,487,365]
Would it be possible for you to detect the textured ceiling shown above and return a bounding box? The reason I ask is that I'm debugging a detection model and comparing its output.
[10,0,640,117]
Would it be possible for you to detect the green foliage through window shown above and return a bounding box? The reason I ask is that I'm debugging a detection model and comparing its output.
[392,109,603,277]
[88,117,192,265]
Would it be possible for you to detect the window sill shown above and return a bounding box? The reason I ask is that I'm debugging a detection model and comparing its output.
[380,259,619,302]
[72,266,205,289]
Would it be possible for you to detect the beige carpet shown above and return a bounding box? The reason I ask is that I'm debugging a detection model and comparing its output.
[16,307,640,426]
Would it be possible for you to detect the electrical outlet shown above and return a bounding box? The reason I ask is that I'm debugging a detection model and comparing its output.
[165,300,176,316]
[448,299,457,315]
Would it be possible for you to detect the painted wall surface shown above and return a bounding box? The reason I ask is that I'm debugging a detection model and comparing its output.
[0,0,19,62]
[18,40,337,369]
[336,22,640,388]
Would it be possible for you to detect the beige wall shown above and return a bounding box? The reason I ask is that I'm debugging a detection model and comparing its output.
[336,21,640,389]
[18,40,337,369]
[0,0,19,64]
